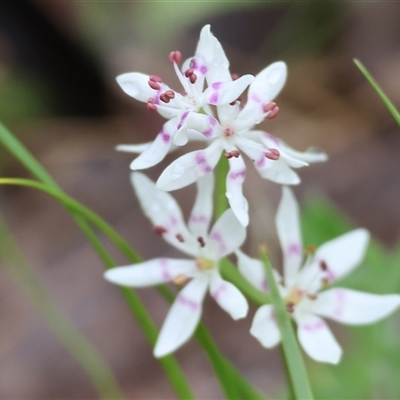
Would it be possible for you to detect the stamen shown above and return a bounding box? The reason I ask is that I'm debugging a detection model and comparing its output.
[319,260,328,271]
[231,73,239,81]
[149,75,162,83]
[173,274,188,285]
[304,245,317,255]
[286,301,295,313]
[197,236,206,247]
[321,277,329,287]
[306,294,317,300]
[176,233,184,243]
[265,148,280,160]
[159,90,175,103]
[184,68,197,84]
[148,80,160,90]
[184,68,194,78]
[147,98,157,111]
[224,150,240,159]
[264,102,280,119]
[189,73,197,84]
[168,51,182,64]
[153,225,166,235]
[224,128,234,137]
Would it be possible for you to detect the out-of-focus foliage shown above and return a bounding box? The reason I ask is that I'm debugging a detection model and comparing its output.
[301,198,400,399]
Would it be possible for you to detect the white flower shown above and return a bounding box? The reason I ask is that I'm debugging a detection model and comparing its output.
[238,187,400,364]
[157,61,327,227]
[116,25,253,170]
[104,172,248,357]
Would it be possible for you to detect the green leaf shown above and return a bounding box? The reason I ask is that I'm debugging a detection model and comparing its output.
[354,59,400,126]
[259,245,314,400]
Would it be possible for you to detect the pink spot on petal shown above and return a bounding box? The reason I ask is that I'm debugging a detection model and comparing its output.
[302,320,325,332]
[228,170,246,181]
[177,111,189,129]
[251,94,262,103]
[333,289,345,317]
[209,93,219,104]
[159,131,171,144]
[256,156,266,168]
[200,65,208,75]
[326,267,336,282]
[287,243,301,257]
[209,116,217,126]
[195,152,212,174]
[177,294,199,311]
[211,283,227,301]
[203,129,213,138]
[210,232,227,254]
[190,215,208,224]
[159,258,172,281]
[212,82,222,89]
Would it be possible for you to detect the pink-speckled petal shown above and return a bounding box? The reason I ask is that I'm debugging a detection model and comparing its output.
[130,119,176,170]
[250,305,281,348]
[208,209,246,258]
[275,187,303,286]
[154,275,209,357]
[309,289,400,325]
[313,229,370,284]
[131,173,197,256]
[156,140,222,191]
[296,314,342,364]
[104,258,196,287]
[204,75,254,106]
[209,271,248,319]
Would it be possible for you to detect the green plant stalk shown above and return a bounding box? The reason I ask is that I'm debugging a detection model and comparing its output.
[0,122,194,400]
[259,245,313,400]
[354,59,400,126]
[0,214,124,400]
[214,155,229,220]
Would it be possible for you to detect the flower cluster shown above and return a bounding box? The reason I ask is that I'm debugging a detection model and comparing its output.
[105,25,400,362]
[116,24,327,226]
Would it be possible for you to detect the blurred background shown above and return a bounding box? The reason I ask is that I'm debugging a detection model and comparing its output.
[1,1,400,398]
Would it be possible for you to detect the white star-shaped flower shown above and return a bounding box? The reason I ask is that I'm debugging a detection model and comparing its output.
[237,187,400,364]
[156,61,327,227]
[116,25,253,170]
[104,172,248,357]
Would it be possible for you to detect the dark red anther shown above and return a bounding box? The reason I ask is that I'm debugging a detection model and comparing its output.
[153,226,167,235]
[306,294,318,301]
[189,73,197,84]
[148,80,161,90]
[265,148,280,161]
[168,51,182,64]
[150,75,162,82]
[286,302,295,313]
[230,150,240,158]
[264,102,280,119]
[197,236,206,248]
[231,73,239,81]
[184,68,194,78]
[147,98,157,111]
[160,90,175,103]
[176,233,184,243]
[320,260,328,271]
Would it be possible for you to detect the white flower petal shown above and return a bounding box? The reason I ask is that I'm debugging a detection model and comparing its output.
[204,75,254,106]
[235,249,268,292]
[309,288,400,325]
[131,173,197,256]
[226,156,249,227]
[259,159,300,185]
[178,112,220,141]
[276,187,303,286]
[116,142,152,153]
[154,275,209,357]
[250,305,281,348]
[209,271,248,319]
[104,258,196,287]
[130,119,177,170]
[117,72,170,103]
[238,62,287,126]
[156,140,222,191]
[314,229,370,283]
[188,173,214,238]
[296,313,342,364]
[278,141,328,164]
[208,209,246,258]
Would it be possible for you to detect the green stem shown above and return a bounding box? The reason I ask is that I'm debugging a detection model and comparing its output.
[260,245,313,400]
[354,59,400,126]
[214,155,229,220]
[220,258,271,306]
[0,214,124,400]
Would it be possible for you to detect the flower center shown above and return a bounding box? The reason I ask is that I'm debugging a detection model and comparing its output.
[195,257,214,271]
[224,127,234,137]
[284,286,317,313]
